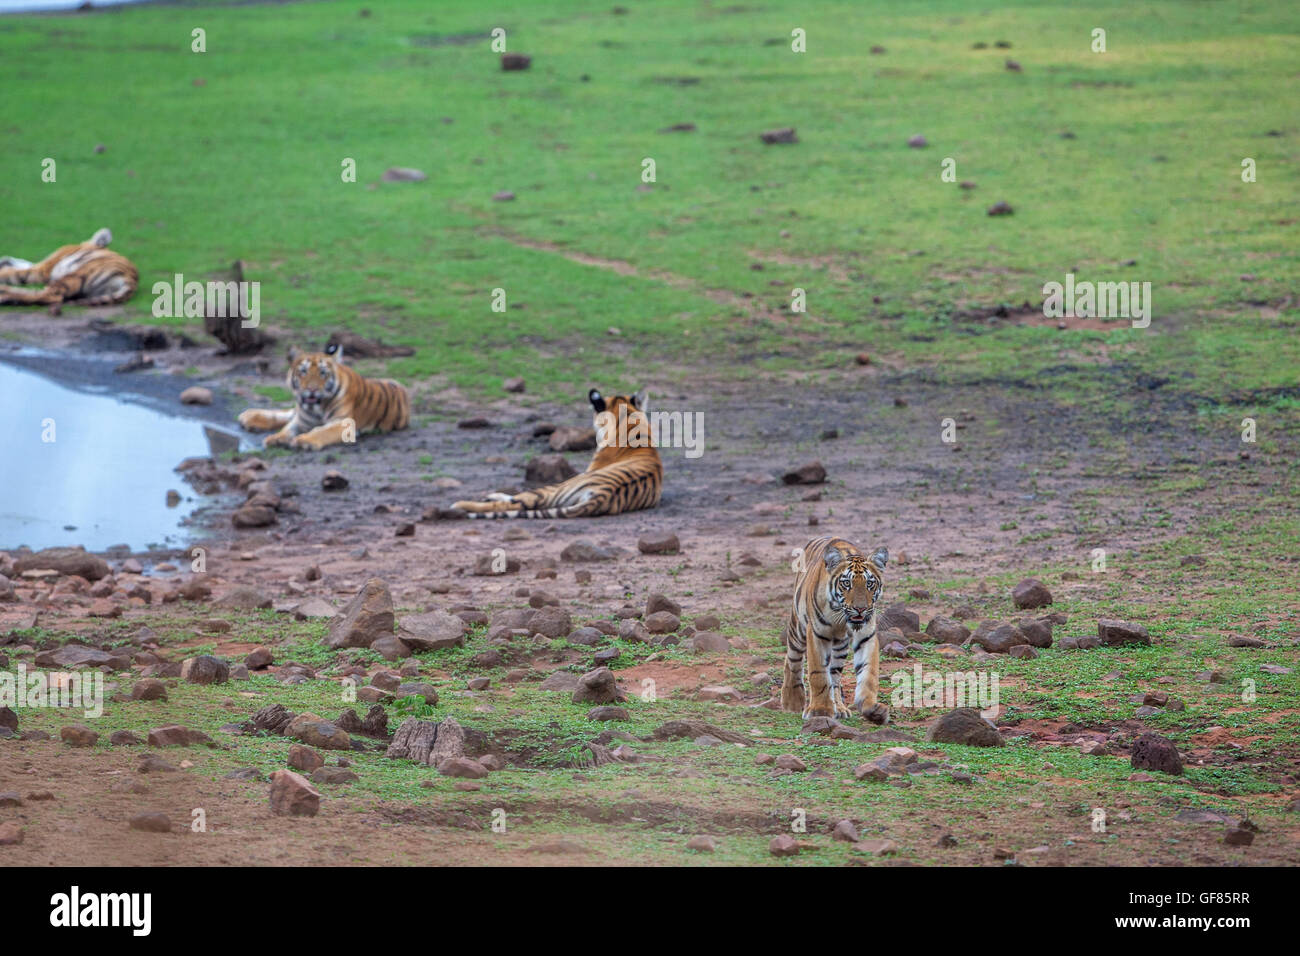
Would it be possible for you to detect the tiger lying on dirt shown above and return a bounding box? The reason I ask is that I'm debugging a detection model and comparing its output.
[452,388,662,518]
[781,535,891,724]
[237,343,410,450]
[0,227,138,307]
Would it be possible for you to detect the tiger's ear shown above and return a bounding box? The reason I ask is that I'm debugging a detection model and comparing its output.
[824,548,846,573]
[631,388,648,410]
[325,342,344,363]
[589,389,606,413]
[90,227,112,248]
[870,547,889,570]
[287,346,301,365]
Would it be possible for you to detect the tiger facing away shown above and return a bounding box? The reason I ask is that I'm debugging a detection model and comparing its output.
[781,536,890,724]
[0,228,138,307]
[237,343,410,450]
[453,388,662,518]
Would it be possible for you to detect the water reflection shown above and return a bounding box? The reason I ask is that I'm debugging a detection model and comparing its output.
[0,361,241,552]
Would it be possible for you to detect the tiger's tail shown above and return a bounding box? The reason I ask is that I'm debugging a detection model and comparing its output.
[451,496,583,519]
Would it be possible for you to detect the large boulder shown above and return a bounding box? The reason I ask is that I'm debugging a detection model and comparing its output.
[182,655,230,684]
[925,615,970,644]
[529,605,573,639]
[397,611,467,651]
[1011,578,1053,609]
[1130,733,1182,775]
[285,714,352,750]
[268,770,320,817]
[14,547,109,582]
[878,604,920,633]
[572,667,625,705]
[1098,619,1151,646]
[34,645,127,669]
[325,578,394,649]
[969,622,1029,654]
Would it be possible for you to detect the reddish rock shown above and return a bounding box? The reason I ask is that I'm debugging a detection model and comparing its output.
[268,770,321,817]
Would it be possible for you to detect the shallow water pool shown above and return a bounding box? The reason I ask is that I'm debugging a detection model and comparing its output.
[0,360,242,552]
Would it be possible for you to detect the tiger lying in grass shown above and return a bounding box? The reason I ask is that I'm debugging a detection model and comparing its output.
[237,343,410,450]
[452,388,662,518]
[0,227,138,308]
[781,535,891,723]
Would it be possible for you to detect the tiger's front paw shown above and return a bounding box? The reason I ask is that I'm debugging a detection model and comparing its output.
[860,703,890,725]
[780,682,805,714]
[290,434,327,451]
[263,430,294,448]
[833,697,854,720]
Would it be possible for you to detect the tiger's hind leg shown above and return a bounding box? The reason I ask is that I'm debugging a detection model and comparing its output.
[779,618,807,714]
[238,409,294,432]
[0,282,67,305]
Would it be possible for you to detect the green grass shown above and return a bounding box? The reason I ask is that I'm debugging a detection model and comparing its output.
[1,0,1296,401]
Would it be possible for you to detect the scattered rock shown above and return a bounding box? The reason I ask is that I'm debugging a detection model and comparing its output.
[769,834,800,856]
[288,744,324,772]
[381,167,427,182]
[60,724,99,748]
[1130,733,1182,775]
[1098,619,1151,646]
[759,127,798,145]
[179,386,212,405]
[781,461,826,485]
[1011,578,1052,609]
[572,667,624,705]
[926,708,1003,747]
[184,655,230,685]
[14,547,110,581]
[325,578,395,648]
[128,812,172,833]
[525,454,577,484]
[925,615,970,644]
[268,770,320,816]
[638,533,680,555]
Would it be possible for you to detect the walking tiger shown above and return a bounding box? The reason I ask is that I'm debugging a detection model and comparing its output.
[781,535,890,723]
[452,388,662,518]
[0,227,138,308]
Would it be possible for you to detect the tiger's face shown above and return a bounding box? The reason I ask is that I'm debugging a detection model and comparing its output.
[825,546,888,628]
[287,346,343,411]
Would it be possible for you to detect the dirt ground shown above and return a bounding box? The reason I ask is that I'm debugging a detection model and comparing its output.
[2,307,1297,866]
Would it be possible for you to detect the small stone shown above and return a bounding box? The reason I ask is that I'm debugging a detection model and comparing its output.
[832,820,859,843]
[769,834,800,856]
[128,812,171,833]
[60,724,99,748]
[179,386,212,406]
[686,835,717,853]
